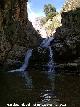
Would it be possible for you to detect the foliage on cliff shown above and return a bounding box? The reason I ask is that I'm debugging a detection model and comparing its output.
[40,4,61,36]
[43,4,57,22]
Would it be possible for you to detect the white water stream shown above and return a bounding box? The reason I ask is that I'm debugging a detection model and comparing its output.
[40,37,55,73]
[9,37,54,73]
[8,49,32,72]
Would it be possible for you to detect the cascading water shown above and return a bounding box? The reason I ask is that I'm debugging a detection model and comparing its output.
[8,49,32,72]
[40,37,55,74]
[48,46,55,73]
[9,37,54,73]
[19,49,32,71]
[40,37,54,48]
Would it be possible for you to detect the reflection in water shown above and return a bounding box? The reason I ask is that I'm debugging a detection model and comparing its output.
[0,72,47,106]
[55,74,80,107]
[29,71,55,102]
[0,71,80,106]
[40,90,54,102]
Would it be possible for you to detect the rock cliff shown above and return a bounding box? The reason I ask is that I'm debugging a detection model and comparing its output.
[53,0,80,64]
[0,0,40,67]
[43,14,61,36]
[62,0,80,12]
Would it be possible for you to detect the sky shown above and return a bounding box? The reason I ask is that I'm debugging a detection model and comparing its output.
[27,0,65,21]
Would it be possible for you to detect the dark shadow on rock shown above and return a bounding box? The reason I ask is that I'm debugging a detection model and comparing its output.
[52,8,80,63]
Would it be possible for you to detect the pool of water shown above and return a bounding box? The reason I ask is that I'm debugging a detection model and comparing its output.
[0,69,80,107]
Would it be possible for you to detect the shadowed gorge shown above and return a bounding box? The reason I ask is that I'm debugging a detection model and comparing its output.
[0,0,80,107]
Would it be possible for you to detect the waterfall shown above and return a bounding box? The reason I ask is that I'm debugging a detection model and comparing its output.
[20,49,32,71]
[40,37,54,48]
[8,49,32,72]
[8,37,54,74]
[48,46,55,73]
[40,37,55,73]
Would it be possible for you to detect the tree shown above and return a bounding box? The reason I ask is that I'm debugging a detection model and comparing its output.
[44,4,56,17]
[46,12,56,21]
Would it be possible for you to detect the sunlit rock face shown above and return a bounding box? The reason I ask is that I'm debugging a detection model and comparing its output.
[62,0,80,12]
[32,15,61,38]
[0,0,40,66]
[43,14,61,36]
[27,4,48,38]
[30,17,48,38]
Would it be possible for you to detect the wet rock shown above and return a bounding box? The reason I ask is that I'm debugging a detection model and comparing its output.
[28,47,49,72]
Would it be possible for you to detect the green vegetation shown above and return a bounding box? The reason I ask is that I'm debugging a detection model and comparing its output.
[44,4,56,16]
[44,4,56,21]
[40,4,57,26]
[40,4,61,35]
[46,12,56,20]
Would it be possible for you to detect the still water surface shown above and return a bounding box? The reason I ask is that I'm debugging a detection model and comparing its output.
[0,71,80,107]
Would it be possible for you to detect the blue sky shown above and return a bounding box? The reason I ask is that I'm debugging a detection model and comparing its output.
[28,0,65,16]
[28,0,65,20]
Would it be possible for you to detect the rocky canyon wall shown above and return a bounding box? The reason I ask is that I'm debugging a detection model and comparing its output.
[53,0,80,63]
[0,0,40,66]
